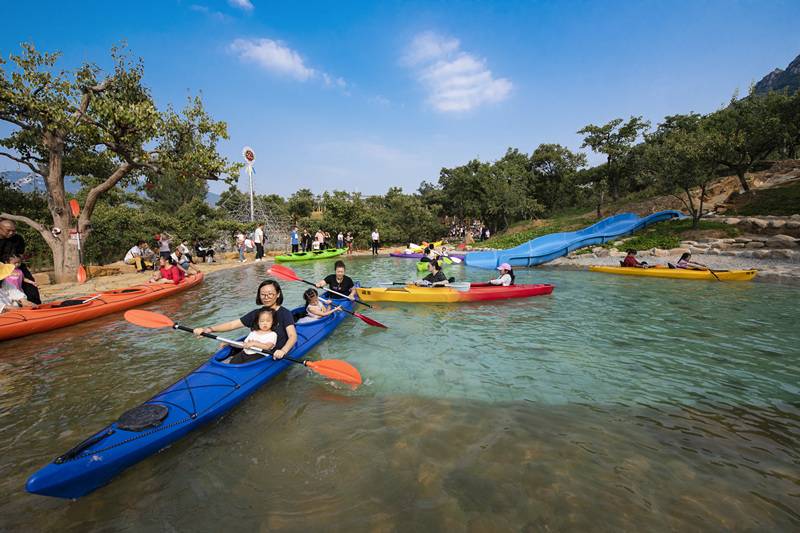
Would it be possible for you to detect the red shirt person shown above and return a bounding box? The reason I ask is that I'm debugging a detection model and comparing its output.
[621,249,647,268]
[149,256,186,284]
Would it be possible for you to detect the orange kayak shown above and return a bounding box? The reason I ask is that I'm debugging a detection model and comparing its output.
[0,273,204,342]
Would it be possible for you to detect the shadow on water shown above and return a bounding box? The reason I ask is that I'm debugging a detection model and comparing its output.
[0,259,799,530]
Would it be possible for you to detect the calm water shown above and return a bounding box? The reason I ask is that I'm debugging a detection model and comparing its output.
[1,257,799,531]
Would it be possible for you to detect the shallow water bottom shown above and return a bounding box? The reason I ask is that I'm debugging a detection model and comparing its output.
[6,389,798,532]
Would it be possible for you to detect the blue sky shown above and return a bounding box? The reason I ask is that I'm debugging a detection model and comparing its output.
[1,0,799,197]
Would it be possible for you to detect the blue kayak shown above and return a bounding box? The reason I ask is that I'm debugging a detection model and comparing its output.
[26,299,353,499]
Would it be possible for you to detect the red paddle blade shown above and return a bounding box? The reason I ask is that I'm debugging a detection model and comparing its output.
[268,264,300,282]
[354,312,387,329]
[77,265,87,283]
[124,309,175,329]
[305,359,362,388]
[69,199,80,217]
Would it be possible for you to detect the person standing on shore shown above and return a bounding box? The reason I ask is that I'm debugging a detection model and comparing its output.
[345,232,354,254]
[290,226,299,253]
[371,228,380,256]
[254,223,265,262]
[0,219,41,304]
[236,231,246,262]
[337,231,344,249]
[302,229,312,252]
[156,232,172,260]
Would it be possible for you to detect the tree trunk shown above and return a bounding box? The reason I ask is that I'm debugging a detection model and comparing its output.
[50,231,82,283]
[736,169,750,192]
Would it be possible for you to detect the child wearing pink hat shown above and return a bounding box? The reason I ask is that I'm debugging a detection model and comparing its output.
[489,263,515,286]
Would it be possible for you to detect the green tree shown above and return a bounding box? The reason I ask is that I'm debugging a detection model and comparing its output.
[144,169,209,214]
[0,43,237,282]
[578,116,650,201]
[644,114,717,228]
[705,91,790,192]
[530,143,587,212]
[287,188,315,220]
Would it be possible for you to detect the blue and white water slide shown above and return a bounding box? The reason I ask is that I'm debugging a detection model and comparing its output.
[465,210,685,270]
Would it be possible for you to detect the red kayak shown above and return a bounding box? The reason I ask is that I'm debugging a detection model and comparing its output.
[0,273,204,342]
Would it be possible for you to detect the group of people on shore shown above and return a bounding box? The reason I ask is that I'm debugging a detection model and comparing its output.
[0,218,41,312]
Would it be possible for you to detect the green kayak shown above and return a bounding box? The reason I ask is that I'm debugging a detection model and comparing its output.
[275,248,347,262]
[415,257,453,271]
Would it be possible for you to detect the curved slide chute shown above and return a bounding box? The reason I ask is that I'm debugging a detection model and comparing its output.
[465,210,684,270]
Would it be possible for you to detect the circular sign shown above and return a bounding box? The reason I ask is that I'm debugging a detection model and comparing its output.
[242,146,256,164]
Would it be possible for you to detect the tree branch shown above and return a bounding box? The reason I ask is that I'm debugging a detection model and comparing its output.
[72,79,111,127]
[81,162,133,225]
[0,151,42,175]
[0,212,47,234]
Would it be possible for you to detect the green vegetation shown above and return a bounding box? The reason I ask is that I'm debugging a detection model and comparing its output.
[481,214,589,249]
[726,181,800,216]
[613,220,740,251]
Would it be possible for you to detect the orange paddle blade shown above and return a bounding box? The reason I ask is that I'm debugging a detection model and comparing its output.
[124,309,175,329]
[306,359,362,388]
[268,264,300,282]
[69,199,80,217]
[77,265,87,283]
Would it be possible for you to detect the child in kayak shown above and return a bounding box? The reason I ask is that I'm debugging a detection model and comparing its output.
[303,288,342,320]
[415,260,449,287]
[621,249,648,268]
[489,263,515,286]
[674,252,708,270]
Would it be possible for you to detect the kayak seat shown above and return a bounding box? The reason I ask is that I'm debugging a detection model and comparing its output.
[57,300,87,307]
[117,404,169,431]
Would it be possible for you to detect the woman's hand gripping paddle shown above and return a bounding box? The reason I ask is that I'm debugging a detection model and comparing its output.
[68,199,88,283]
[124,309,362,388]
[318,297,387,328]
[268,264,374,309]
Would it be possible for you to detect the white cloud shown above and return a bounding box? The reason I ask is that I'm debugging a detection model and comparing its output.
[229,0,254,12]
[403,31,460,66]
[403,31,512,113]
[229,38,347,91]
[229,38,315,81]
[369,95,391,106]
[190,4,229,22]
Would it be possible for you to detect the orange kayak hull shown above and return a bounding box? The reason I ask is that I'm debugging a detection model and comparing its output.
[0,273,204,342]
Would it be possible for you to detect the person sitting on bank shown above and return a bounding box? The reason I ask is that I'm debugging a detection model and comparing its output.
[415,260,449,287]
[149,256,186,284]
[315,260,356,300]
[178,240,194,264]
[171,249,198,275]
[194,239,215,263]
[124,240,154,272]
[621,249,648,268]
[303,288,342,320]
[489,263,515,286]
[674,252,708,270]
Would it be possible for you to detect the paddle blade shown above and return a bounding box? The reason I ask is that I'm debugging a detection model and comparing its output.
[77,265,87,283]
[124,309,175,329]
[268,264,300,282]
[68,199,80,218]
[354,312,388,329]
[306,359,363,388]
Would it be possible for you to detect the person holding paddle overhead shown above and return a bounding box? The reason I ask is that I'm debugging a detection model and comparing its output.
[488,263,515,286]
[315,260,357,300]
[415,260,449,287]
[193,279,297,360]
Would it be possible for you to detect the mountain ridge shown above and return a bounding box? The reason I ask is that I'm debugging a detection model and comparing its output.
[754,53,800,95]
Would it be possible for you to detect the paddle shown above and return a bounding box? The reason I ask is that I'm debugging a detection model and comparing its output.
[377,279,472,291]
[68,199,87,283]
[318,297,387,328]
[124,310,362,387]
[432,250,462,264]
[268,264,373,309]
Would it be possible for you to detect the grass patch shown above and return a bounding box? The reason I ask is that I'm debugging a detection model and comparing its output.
[482,217,588,249]
[614,219,739,251]
[726,181,800,216]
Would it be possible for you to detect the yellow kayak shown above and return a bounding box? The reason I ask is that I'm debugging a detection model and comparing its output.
[589,266,757,281]
[409,241,442,252]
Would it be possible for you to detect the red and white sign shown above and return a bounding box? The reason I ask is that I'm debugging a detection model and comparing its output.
[242,146,256,165]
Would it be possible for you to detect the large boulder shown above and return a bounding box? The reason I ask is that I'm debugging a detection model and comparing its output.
[766,235,798,248]
[745,241,765,249]
[750,218,769,230]
[769,219,787,229]
[724,217,741,225]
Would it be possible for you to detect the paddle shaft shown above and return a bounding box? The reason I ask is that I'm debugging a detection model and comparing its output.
[306,279,373,309]
[173,324,307,365]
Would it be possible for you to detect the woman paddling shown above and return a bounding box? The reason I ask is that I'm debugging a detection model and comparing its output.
[488,263,515,286]
[414,260,449,287]
[193,279,297,360]
[315,260,356,300]
[674,252,710,270]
